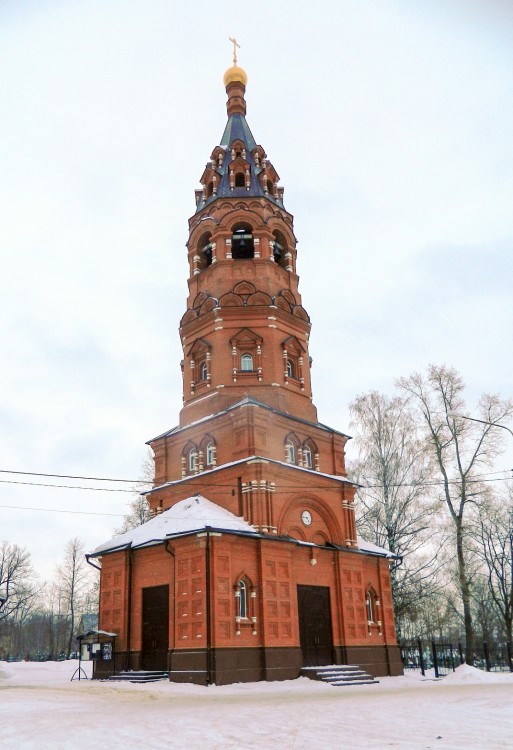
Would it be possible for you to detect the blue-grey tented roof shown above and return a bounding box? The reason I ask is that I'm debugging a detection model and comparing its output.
[195,113,284,213]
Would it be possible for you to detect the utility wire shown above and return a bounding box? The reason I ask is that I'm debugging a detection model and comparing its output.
[0,504,124,517]
[0,469,150,484]
[0,479,134,492]
[0,467,511,522]
[0,466,510,487]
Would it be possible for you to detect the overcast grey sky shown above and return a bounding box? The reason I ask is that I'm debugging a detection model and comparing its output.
[1,0,512,581]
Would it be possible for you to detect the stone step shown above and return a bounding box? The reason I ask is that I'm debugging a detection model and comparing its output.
[107,670,169,683]
[329,679,378,687]
[321,668,367,677]
[301,664,379,687]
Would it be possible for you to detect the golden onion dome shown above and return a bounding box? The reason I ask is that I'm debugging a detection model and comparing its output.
[223,64,248,87]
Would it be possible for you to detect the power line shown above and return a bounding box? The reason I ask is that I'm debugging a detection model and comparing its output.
[0,504,123,517]
[0,469,150,484]
[0,479,134,492]
[0,465,511,502]
[362,476,512,489]
[0,466,510,493]
[0,475,511,494]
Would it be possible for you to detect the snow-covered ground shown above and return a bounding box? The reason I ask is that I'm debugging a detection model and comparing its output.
[1,661,512,749]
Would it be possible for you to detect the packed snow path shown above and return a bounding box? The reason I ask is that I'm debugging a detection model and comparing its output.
[1,661,513,749]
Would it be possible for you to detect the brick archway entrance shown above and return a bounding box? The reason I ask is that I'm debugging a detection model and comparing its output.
[297,585,333,666]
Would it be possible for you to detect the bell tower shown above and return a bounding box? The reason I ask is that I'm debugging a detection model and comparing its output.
[180,59,316,428]
[148,53,355,543]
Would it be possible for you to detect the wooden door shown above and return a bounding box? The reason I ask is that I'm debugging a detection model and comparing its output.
[141,585,169,671]
[297,585,333,666]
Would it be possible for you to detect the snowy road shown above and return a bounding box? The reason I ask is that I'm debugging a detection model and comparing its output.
[1,661,512,749]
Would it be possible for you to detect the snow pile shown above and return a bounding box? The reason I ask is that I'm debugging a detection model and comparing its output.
[443,663,511,684]
[92,495,257,555]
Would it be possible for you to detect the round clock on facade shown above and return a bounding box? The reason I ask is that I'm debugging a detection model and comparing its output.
[301,510,312,526]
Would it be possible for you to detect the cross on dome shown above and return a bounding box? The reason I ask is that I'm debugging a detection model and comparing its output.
[229,36,240,65]
[224,35,247,88]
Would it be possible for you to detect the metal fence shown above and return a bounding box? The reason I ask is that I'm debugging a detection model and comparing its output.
[400,639,513,677]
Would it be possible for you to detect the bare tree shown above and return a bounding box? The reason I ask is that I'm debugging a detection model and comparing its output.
[398,364,513,664]
[0,542,38,622]
[116,448,154,533]
[348,390,441,635]
[56,538,93,658]
[474,486,513,648]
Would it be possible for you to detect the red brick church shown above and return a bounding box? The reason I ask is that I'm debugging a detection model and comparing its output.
[90,53,402,684]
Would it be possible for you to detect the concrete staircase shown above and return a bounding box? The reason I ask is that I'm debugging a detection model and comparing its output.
[107,670,169,683]
[301,664,379,687]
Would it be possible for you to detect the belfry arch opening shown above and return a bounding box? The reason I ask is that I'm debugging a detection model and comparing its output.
[232,224,254,259]
[197,232,213,270]
[272,230,288,269]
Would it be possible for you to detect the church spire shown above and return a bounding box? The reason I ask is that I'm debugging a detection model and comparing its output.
[195,49,284,214]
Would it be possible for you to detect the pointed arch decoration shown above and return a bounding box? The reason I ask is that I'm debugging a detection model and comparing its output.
[292,305,310,322]
[284,432,300,465]
[301,438,318,470]
[246,291,272,306]
[219,292,244,307]
[180,309,198,327]
[199,297,218,314]
[187,338,212,394]
[181,441,199,477]
[275,297,292,313]
[230,328,264,382]
[282,336,306,390]
[365,586,382,634]
[199,434,217,470]
[192,292,210,309]
[233,280,256,299]
[233,574,257,635]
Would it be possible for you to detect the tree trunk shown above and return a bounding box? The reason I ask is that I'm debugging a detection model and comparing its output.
[456,520,474,665]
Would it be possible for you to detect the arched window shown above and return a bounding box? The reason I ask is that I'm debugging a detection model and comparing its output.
[206,181,214,197]
[237,580,247,619]
[206,441,215,466]
[232,225,254,259]
[188,450,196,474]
[241,353,253,371]
[303,445,312,469]
[235,172,245,188]
[286,360,294,378]
[200,361,208,381]
[366,591,374,623]
[285,440,295,464]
